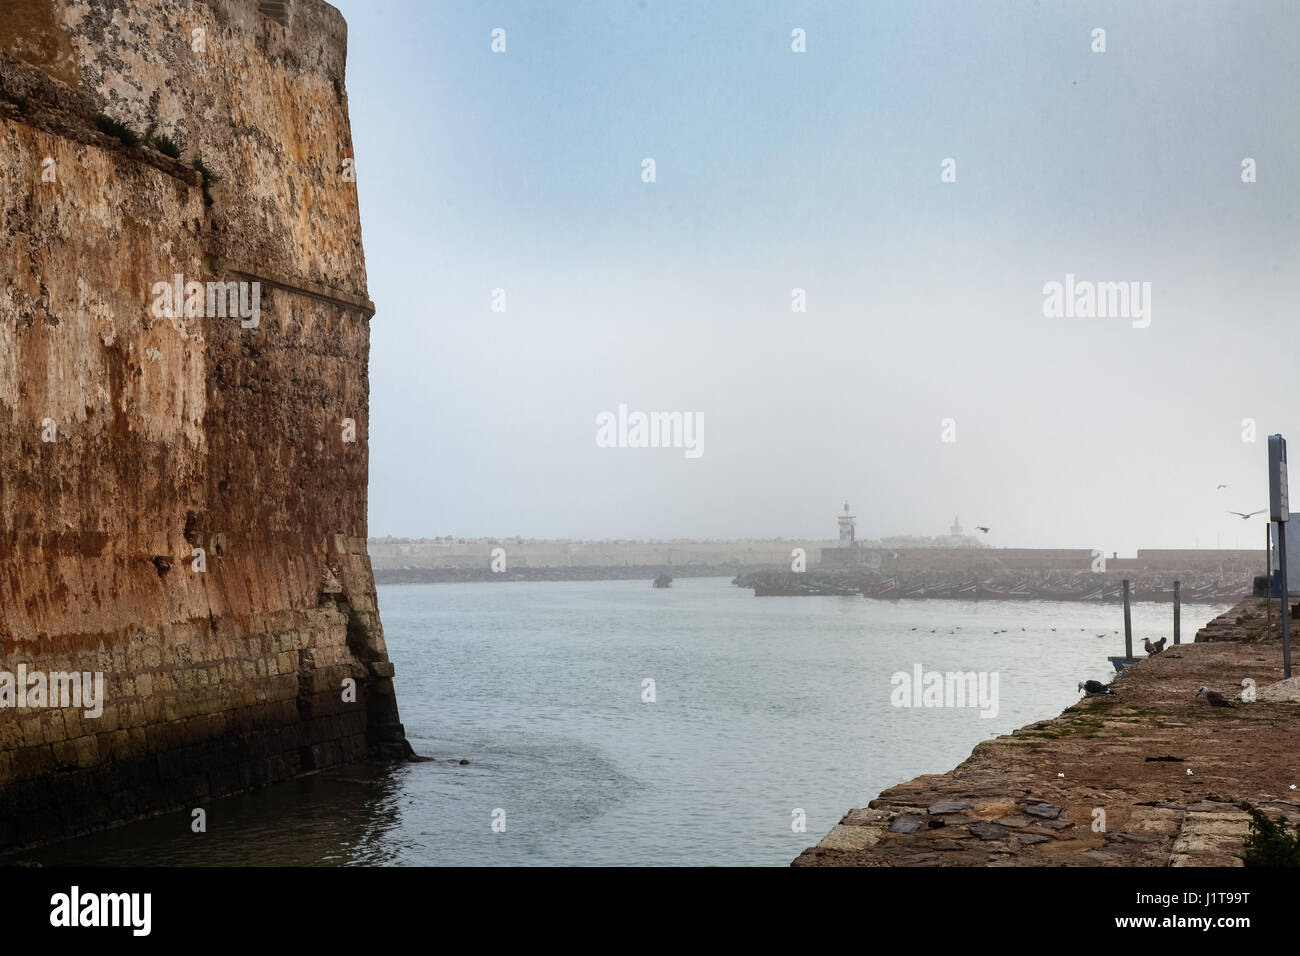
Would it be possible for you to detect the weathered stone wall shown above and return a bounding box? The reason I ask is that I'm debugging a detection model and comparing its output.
[0,0,410,849]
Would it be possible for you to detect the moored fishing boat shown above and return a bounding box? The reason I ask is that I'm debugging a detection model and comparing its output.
[866,575,899,599]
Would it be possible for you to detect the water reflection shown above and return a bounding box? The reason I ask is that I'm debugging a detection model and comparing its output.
[21,761,413,867]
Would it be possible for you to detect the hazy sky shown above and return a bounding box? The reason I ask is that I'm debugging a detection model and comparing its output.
[332,0,1299,553]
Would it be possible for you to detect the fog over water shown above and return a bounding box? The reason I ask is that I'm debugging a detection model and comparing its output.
[332,0,1300,554]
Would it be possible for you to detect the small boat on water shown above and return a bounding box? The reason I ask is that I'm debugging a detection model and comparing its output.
[652,573,673,588]
[754,580,857,596]
[977,579,1036,600]
[865,576,899,598]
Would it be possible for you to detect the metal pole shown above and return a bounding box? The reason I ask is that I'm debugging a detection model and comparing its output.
[1280,521,1292,679]
[1267,523,1272,641]
[1173,580,1181,645]
[1123,579,1133,659]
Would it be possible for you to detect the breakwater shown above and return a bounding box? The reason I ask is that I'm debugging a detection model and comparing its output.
[374,565,731,584]
[738,569,1254,602]
[794,596,1299,866]
[368,537,834,572]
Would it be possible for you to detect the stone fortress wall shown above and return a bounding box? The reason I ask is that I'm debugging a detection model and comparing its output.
[0,0,410,849]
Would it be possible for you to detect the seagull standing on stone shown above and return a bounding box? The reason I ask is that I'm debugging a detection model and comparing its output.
[1078,679,1116,696]
[1143,637,1168,656]
[1196,686,1235,708]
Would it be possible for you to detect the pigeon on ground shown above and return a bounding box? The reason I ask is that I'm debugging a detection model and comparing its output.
[1078,680,1116,696]
[1196,686,1235,708]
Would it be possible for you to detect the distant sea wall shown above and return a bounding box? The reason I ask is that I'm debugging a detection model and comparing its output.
[370,538,1265,585]
[821,547,1263,573]
[369,538,835,574]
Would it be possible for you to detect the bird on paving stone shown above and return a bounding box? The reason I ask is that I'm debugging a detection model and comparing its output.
[1143,637,1168,656]
[1196,686,1235,708]
[1078,679,1116,696]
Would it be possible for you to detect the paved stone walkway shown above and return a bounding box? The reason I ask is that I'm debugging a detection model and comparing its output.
[794,598,1300,866]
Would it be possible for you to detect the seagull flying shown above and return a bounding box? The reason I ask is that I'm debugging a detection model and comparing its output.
[1228,510,1265,520]
[1196,686,1235,708]
[1078,679,1116,696]
[976,526,990,534]
[1216,484,1229,490]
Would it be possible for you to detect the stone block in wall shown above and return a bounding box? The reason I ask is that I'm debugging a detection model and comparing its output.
[52,739,79,770]
[73,735,97,769]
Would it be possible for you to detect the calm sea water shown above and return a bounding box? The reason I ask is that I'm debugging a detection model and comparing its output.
[23,579,1230,866]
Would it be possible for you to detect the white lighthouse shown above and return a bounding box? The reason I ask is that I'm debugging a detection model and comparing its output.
[837,501,856,547]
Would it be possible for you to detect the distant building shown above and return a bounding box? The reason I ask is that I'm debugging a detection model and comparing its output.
[838,501,857,547]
